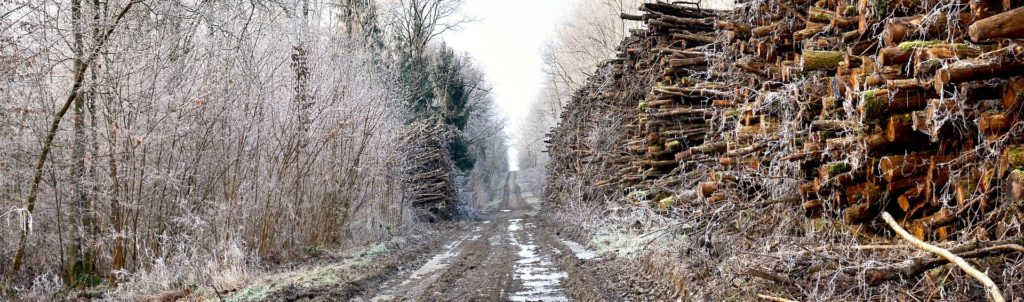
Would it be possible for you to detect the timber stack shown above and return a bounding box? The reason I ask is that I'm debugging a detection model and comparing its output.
[701,0,1024,240]
[549,0,1024,247]
[406,117,460,221]
[546,2,727,206]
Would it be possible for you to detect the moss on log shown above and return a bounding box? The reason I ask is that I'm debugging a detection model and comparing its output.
[802,50,845,71]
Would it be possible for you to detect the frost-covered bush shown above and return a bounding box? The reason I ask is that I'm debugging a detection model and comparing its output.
[1,0,414,296]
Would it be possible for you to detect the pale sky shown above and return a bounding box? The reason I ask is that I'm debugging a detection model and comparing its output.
[441,0,571,171]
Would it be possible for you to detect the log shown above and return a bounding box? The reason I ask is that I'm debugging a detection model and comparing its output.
[969,6,1024,41]
[1010,169,1024,200]
[882,15,947,47]
[650,107,710,118]
[910,109,945,141]
[832,15,859,29]
[691,141,728,154]
[971,0,1003,19]
[821,161,852,179]
[812,120,857,131]
[842,30,863,43]
[913,44,983,62]
[648,159,678,167]
[794,22,826,41]
[647,99,675,108]
[809,7,835,23]
[657,15,715,28]
[878,47,912,67]
[1006,145,1024,169]
[895,186,924,212]
[803,199,824,217]
[707,194,727,203]
[912,44,984,77]
[699,181,718,197]
[843,202,873,224]
[799,181,819,198]
[673,33,717,45]
[885,113,917,143]
[715,20,752,35]
[879,154,951,182]
[640,2,716,19]
[865,132,890,154]
[866,0,940,17]
[860,89,930,121]
[802,50,845,71]
[935,46,1024,92]
[978,112,1011,140]
[668,57,709,68]
[621,13,644,21]
[1004,77,1024,113]
[886,79,937,98]
[751,24,779,38]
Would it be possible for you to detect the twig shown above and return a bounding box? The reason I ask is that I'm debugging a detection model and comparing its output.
[756,293,799,302]
[881,212,1005,302]
[7,0,142,280]
[746,268,796,287]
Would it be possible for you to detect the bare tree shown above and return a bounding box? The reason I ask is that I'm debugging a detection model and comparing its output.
[1,0,417,298]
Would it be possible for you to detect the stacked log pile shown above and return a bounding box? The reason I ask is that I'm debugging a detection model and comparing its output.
[694,0,1024,241]
[546,1,1024,297]
[548,0,1024,262]
[405,117,460,221]
[545,4,687,204]
[631,4,724,188]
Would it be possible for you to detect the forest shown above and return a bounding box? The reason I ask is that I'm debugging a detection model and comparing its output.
[1,0,507,299]
[2,0,1024,301]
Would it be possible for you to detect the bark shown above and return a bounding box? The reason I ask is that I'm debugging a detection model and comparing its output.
[881,14,951,47]
[935,46,1024,92]
[802,50,845,71]
[877,47,912,67]
[860,88,930,121]
[969,6,1024,41]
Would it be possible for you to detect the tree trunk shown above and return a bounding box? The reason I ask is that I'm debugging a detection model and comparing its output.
[7,0,138,281]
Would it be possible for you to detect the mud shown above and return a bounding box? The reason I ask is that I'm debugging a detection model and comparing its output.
[229,172,683,301]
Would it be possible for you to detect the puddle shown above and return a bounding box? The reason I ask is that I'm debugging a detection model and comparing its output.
[403,240,460,282]
[508,223,569,302]
[483,220,492,224]
[369,240,460,301]
[559,239,599,260]
[501,209,512,212]
[468,226,483,240]
[372,228,481,301]
[507,219,523,231]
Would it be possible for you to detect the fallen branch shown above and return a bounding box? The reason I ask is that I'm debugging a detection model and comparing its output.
[757,293,799,302]
[745,268,796,287]
[880,212,1005,302]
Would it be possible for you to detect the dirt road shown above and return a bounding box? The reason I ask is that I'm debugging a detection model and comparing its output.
[223,172,679,301]
[362,172,593,301]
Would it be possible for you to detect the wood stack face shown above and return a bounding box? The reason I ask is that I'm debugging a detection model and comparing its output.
[548,0,1024,241]
[406,118,460,220]
[545,3,724,207]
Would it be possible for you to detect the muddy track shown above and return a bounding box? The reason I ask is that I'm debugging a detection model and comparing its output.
[253,171,680,302]
[358,172,583,301]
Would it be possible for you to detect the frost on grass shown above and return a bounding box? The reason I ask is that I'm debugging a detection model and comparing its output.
[224,240,396,301]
